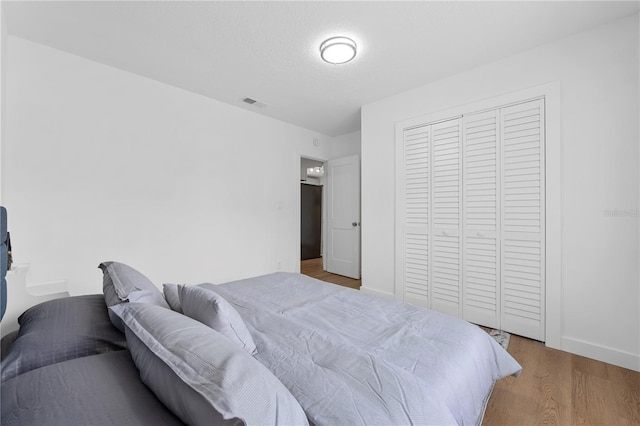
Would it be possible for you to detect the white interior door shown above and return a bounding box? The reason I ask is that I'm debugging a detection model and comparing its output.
[326,155,360,279]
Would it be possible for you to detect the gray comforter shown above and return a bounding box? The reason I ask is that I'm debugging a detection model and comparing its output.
[201,272,521,426]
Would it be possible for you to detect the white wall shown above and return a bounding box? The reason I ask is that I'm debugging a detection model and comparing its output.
[361,14,639,370]
[330,130,361,159]
[3,37,334,294]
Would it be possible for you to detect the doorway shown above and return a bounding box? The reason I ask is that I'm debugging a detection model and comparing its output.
[300,158,325,263]
[301,183,322,260]
[299,155,361,280]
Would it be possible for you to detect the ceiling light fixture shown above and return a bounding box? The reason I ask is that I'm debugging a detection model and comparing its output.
[320,36,357,64]
[307,166,324,178]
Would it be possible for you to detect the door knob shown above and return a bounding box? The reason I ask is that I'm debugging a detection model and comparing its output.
[352,222,359,227]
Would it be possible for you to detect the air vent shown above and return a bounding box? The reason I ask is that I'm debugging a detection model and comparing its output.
[242,97,267,108]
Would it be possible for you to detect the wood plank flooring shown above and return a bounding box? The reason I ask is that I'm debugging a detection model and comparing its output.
[484,334,640,425]
[300,257,640,424]
[300,257,361,290]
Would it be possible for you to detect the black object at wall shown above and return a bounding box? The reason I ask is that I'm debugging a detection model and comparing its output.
[301,184,322,261]
[7,232,12,271]
[1,207,8,320]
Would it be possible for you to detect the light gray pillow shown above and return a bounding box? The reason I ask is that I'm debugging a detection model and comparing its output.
[128,290,170,309]
[98,261,124,330]
[179,285,257,355]
[162,284,182,313]
[103,262,159,300]
[98,262,165,331]
[125,328,234,425]
[109,303,309,426]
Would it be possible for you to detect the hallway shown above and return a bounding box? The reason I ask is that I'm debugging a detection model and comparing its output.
[300,258,361,290]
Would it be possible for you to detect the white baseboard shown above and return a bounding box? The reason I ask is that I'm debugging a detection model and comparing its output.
[562,336,640,372]
[360,286,395,300]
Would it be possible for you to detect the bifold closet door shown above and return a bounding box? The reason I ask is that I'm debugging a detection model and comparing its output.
[399,118,461,312]
[397,99,545,341]
[500,99,545,341]
[400,125,431,308]
[462,110,500,329]
[430,118,462,317]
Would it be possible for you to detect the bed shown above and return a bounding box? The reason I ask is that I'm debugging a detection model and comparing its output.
[1,261,521,426]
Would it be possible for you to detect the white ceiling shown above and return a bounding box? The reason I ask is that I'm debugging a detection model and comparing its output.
[3,1,639,137]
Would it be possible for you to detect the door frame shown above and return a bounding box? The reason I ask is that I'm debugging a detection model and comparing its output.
[299,156,328,269]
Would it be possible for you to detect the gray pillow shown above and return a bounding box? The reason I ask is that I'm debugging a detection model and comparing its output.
[162,284,182,313]
[1,295,127,381]
[0,331,18,361]
[125,329,233,425]
[99,261,159,300]
[98,261,164,331]
[179,285,256,355]
[110,303,309,426]
[99,261,123,329]
[1,351,184,426]
[128,290,170,309]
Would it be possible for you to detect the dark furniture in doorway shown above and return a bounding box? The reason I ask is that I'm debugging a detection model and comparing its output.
[301,184,322,260]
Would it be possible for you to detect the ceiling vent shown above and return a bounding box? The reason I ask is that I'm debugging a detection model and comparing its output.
[242,97,267,108]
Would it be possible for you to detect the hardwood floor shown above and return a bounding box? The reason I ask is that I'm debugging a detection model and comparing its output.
[300,258,640,424]
[300,257,361,290]
[483,334,640,425]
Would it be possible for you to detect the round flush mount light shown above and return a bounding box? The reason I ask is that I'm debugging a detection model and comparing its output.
[320,36,357,64]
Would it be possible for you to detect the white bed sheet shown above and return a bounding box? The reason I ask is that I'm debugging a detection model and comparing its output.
[202,272,521,426]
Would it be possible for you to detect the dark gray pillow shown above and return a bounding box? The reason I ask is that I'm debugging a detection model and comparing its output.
[0,331,18,361]
[179,285,257,355]
[98,261,166,331]
[1,351,184,426]
[110,303,309,426]
[0,295,126,381]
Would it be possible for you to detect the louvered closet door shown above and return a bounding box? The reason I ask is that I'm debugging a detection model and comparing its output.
[430,118,462,317]
[500,99,545,341]
[401,125,430,307]
[462,110,500,328]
